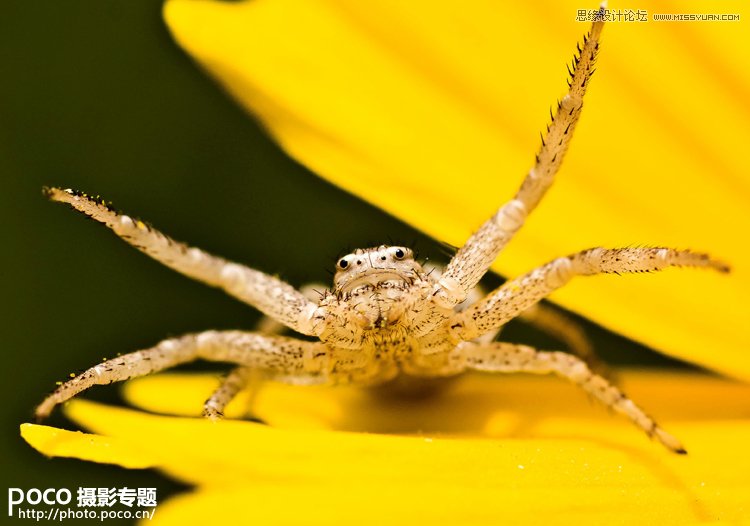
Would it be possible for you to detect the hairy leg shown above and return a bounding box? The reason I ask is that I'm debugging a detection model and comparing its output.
[43,187,318,335]
[450,247,728,341]
[35,331,328,420]
[204,283,328,419]
[202,366,256,420]
[432,12,605,308]
[459,341,685,453]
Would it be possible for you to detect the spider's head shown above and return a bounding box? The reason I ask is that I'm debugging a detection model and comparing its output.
[333,245,422,294]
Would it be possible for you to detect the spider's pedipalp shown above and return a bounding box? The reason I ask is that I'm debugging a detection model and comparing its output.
[431,13,605,309]
[458,341,686,454]
[35,331,328,421]
[449,247,727,341]
[43,187,319,335]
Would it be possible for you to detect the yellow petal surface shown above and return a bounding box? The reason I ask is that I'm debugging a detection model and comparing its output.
[21,373,750,524]
[164,0,750,379]
[20,423,157,469]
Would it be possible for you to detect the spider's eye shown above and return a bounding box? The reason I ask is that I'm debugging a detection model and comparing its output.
[337,258,349,270]
[393,248,405,260]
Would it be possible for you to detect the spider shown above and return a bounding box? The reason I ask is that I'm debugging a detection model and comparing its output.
[35,12,727,454]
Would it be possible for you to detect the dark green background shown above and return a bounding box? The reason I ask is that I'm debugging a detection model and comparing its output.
[0,1,689,523]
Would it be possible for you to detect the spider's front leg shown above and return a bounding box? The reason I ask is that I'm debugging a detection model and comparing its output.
[42,187,319,335]
[432,14,604,308]
[34,331,328,420]
[458,341,686,453]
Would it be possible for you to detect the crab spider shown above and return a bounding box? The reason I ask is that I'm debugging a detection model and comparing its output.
[36,12,728,453]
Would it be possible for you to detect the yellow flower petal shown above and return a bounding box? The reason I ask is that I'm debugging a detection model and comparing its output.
[120,371,750,435]
[163,0,750,379]
[21,373,750,524]
[20,423,157,469]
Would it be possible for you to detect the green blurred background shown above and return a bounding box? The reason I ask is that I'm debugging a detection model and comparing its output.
[0,1,690,522]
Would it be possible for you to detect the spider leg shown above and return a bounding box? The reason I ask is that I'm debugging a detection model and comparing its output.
[458,341,686,453]
[254,282,326,334]
[35,331,328,420]
[450,246,728,341]
[204,283,327,419]
[43,187,319,335]
[202,366,257,420]
[432,12,605,308]
[518,303,614,381]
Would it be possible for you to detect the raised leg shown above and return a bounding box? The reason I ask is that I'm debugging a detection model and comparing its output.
[35,331,328,420]
[459,341,685,453]
[432,12,605,308]
[43,187,318,335]
[450,247,728,341]
[254,283,326,334]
